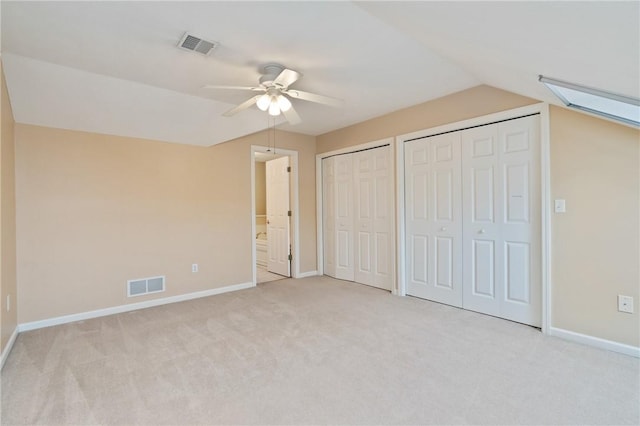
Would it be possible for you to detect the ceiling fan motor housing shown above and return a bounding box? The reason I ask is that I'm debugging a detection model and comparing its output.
[259,63,286,87]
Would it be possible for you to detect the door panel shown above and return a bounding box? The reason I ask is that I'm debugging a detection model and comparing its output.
[335,154,354,281]
[462,115,541,326]
[405,132,462,306]
[266,156,290,277]
[404,115,541,327]
[498,116,541,326]
[354,146,393,290]
[322,157,336,277]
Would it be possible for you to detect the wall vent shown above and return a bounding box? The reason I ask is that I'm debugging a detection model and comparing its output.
[127,276,165,297]
[177,32,218,56]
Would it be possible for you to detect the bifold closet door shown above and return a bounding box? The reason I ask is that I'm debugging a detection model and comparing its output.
[354,146,393,290]
[334,154,355,281]
[323,145,393,290]
[405,133,463,306]
[322,156,337,278]
[461,115,541,326]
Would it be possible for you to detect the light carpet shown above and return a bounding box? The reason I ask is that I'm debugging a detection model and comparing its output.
[1,276,639,425]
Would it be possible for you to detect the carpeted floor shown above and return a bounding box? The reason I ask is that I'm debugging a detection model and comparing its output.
[256,265,287,284]
[1,276,639,425]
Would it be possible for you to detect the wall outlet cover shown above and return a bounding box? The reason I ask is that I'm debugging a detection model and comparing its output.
[618,295,634,314]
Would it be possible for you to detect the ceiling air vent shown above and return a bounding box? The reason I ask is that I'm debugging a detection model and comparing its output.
[177,32,218,56]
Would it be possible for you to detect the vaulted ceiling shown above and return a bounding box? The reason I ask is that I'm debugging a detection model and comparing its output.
[1,1,638,146]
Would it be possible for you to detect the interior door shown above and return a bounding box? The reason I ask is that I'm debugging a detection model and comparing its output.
[461,115,541,326]
[334,154,355,281]
[266,156,291,277]
[496,116,541,326]
[322,157,337,278]
[354,146,393,290]
[405,133,463,306]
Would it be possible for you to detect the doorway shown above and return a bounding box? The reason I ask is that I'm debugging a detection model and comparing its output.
[251,146,300,285]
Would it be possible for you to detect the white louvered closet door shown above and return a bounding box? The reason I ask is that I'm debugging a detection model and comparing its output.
[405,132,463,306]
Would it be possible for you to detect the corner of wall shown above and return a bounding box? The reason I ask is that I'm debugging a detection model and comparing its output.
[0,60,19,360]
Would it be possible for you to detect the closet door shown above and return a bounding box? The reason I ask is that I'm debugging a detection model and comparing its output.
[405,133,463,306]
[322,157,337,278]
[354,146,393,290]
[334,154,355,281]
[461,115,540,326]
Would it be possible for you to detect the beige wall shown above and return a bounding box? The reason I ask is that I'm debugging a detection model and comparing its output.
[1,63,18,354]
[15,124,316,323]
[255,162,266,216]
[550,106,639,346]
[317,85,538,153]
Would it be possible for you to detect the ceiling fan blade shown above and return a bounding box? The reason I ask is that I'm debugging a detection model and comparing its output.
[273,68,301,89]
[285,89,343,108]
[282,104,302,125]
[223,95,261,117]
[203,85,264,92]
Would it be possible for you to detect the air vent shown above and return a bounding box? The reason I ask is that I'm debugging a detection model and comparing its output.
[177,32,218,56]
[127,276,165,297]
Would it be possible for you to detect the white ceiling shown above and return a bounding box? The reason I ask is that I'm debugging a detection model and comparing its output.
[1,1,638,147]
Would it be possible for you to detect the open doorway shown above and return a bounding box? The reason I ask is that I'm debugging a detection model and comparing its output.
[251,146,299,285]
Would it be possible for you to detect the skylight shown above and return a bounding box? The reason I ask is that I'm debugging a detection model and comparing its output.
[539,76,639,127]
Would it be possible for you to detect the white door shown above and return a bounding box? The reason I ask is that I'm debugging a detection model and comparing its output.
[354,146,393,290]
[334,154,355,281]
[405,132,463,306]
[461,115,541,326]
[266,156,290,277]
[322,157,337,278]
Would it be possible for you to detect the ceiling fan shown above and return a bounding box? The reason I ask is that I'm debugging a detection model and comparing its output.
[204,63,343,125]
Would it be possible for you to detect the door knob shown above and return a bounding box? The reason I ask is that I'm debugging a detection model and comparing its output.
[440,227,447,232]
[478,229,485,234]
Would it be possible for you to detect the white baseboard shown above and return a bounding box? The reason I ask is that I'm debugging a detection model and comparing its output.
[1,327,19,370]
[18,281,255,333]
[296,270,318,278]
[548,326,640,358]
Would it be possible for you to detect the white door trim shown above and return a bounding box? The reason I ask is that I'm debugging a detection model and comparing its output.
[394,103,551,333]
[315,137,395,280]
[251,145,300,285]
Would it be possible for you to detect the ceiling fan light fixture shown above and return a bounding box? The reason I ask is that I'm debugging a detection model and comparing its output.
[268,101,281,116]
[257,94,271,111]
[277,95,292,112]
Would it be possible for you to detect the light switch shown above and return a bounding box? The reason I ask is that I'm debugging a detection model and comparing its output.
[554,199,566,213]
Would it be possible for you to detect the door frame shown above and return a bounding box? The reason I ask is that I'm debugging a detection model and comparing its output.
[251,145,300,285]
[395,103,551,333]
[315,137,396,289]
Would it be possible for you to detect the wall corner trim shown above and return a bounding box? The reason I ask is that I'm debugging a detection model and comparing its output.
[1,327,19,370]
[548,326,640,358]
[296,270,318,278]
[17,281,255,333]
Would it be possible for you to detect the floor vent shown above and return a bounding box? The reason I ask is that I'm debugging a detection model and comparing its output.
[127,276,165,297]
[177,32,218,56]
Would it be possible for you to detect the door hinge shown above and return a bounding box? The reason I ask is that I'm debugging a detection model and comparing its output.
[288,210,292,217]
[288,254,292,261]
[287,166,291,172]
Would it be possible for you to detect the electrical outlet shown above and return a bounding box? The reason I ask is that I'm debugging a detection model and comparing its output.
[618,295,634,314]
[192,264,198,273]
